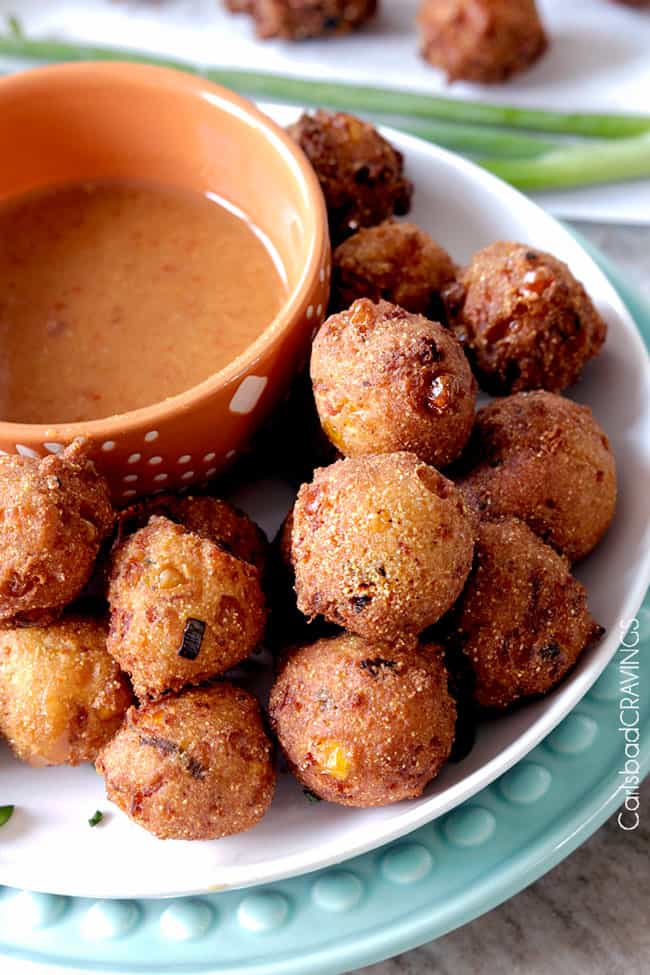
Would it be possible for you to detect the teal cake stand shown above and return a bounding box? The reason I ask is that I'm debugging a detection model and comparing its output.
[0,244,648,975]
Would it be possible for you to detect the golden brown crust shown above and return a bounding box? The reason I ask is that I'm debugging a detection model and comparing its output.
[116,494,268,575]
[96,683,276,840]
[418,0,547,83]
[287,110,412,244]
[457,392,617,561]
[107,516,266,700]
[312,299,476,467]
[269,633,456,806]
[443,242,607,394]
[0,441,114,625]
[291,452,476,641]
[442,518,603,708]
[0,616,132,766]
[330,220,457,316]
[247,0,378,39]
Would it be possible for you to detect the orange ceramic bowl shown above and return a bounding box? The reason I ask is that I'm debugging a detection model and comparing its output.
[0,62,330,501]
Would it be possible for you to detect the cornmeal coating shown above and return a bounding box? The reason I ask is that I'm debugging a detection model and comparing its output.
[312,299,476,467]
[96,683,275,840]
[457,392,617,562]
[269,633,456,806]
[241,0,378,39]
[443,242,607,394]
[442,518,604,709]
[117,494,268,575]
[0,441,114,625]
[287,110,412,244]
[0,616,132,766]
[330,221,457,317]
[108,516,266,699]
[291,453,476,641]
[418,0,547,83]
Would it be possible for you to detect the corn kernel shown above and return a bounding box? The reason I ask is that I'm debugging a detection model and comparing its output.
[316,739,352,781]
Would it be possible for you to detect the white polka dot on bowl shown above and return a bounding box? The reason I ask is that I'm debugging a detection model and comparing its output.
[148,456,163,466]
[101,441,116,452]
[177,455,192,465]
[181,471,195,481]
[229,376,268,415]
[144,430,159,443]
[203,452,216,463]
[16,444,41,459]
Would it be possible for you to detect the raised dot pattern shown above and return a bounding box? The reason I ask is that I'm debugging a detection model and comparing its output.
[381,843,433,884]
[237,892,289,933]
[443,806,496,848]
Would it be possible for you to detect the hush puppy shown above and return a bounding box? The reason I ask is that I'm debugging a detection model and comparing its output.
[96,683,275,840]
[418,0,547,83]
[291,452,476,641]
[457,392,617,561]
[107,516,266,700]
[117,494,268,575]
[241,0,378,39]
[287,110,412,244]
[312,299,476,467]
[269,633,456,806]
[442,518,604,709]
[0,441,114,625]
[330,220,457,317]
[0,616,132,766]
[443,242,607,394]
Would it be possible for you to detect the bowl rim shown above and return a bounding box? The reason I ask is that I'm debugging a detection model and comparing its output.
[0,61,328,440]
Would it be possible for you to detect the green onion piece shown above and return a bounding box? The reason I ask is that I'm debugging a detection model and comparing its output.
[6,15,23,39]
[377,116,561,159]
[0,35,648,138]
[480,131,650,190]
[0,804,15,827]
[88,810,104,827]
[303,788,322,804]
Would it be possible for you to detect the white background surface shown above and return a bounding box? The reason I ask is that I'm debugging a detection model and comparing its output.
[0,0,649,222]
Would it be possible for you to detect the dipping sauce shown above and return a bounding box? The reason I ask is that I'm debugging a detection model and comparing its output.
[0,181,286,423]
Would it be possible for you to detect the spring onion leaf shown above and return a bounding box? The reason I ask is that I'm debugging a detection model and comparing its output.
[88,810,104,827]
[6,15,22,39]
[0,804,15,827]
[480,131,650,190]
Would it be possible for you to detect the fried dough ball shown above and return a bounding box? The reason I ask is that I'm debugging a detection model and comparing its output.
[0,441,114,625]
[117,494,268,575]
[240,0,378,39]
[291,453,476,641]
[330,221,457,317]
[107,517,266,700]
[311,299,476,467]
[0,617,132,767]
[96,683,275,840]
[269,634,456,806]
[457,392,617,562]
[418,0,547,83]
[287,110,412,244]
[443,242,607,394]
[442,518,604,709]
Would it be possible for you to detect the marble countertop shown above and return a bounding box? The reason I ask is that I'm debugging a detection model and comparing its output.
[361,220,650,975]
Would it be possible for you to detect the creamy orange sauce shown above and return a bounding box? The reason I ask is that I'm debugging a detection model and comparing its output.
[0,181,286,423]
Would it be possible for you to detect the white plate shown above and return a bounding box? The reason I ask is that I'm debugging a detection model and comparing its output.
[1,111,649,899]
